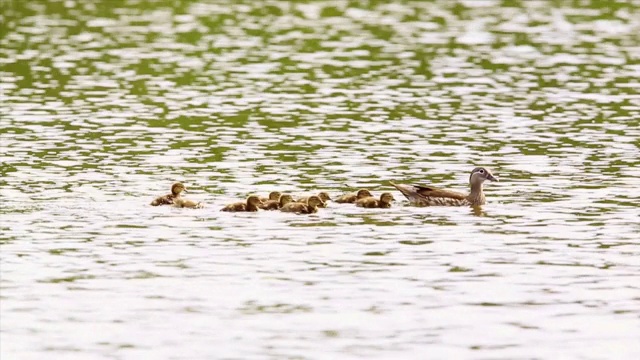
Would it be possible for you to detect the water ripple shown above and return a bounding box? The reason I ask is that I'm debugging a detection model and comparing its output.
[2,0,639,359]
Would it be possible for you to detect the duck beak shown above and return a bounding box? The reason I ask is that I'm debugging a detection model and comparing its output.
[487,175,498,182]
[183,188,188,193]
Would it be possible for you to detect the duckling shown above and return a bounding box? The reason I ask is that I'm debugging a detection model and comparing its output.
[151,182,186,206]
[260,194,294,210]
[280,195,323,214]
[391,167,498,206]
[259,191,282,203]
[334,189,373,204]
[296,192,332,208]
[172,198,205,209]
[221,195,262,212]
[355,192,395,208]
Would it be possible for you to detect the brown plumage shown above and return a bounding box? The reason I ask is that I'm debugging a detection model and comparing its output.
[391,167,498,207]
[355,192,395,208]
[151,183,186,206]
[296,192,331,208]
[221,195,262,212]
[334,189,373,204]
[173,198,205,209]
[259,191,282,203]
[280,195,323,214]
[260,194,294,210]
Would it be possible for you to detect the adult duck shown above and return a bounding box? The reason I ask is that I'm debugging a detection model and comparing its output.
[391,167,498,206]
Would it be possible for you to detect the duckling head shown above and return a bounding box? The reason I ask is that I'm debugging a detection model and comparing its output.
[171,182,187,195]
[380,192,395,204]
[279,194,294,206]
[307,195,324,208]
[247,195,262,206]
[469,167,498,186]
[317,192,331,202]
[268,191,282,201]
[356,189,373,199]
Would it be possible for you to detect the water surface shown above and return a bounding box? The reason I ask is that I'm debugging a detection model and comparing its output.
[1,0,639,359]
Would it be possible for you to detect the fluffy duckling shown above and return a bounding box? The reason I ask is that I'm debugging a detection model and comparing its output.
[355,192,395,208]
[221,195,262,212]
[280,195,323,214]
[334,189,373,204]
[151,182,186,206]
[296,192,332,208]
[173,198,205,209]
[260,194,294,210]
[391,167,498,206]
[259,191,282,203]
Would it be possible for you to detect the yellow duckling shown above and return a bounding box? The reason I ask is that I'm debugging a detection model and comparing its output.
[296,191,332,208]
[260,194,294,210]
[173,198,205,209]
[391,167,498,206]
[334,189,373,204]
[355,192,395,208]
[221,195,262,212]
[280,195,323,214]
[259,191,282,203]
[150,182,186,206]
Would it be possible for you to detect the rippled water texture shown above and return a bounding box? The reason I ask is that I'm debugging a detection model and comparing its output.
[2,0,640,358]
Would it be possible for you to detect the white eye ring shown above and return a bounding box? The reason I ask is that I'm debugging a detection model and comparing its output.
[479,169,485,174]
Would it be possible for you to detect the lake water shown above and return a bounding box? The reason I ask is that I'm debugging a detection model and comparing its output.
[1,0,639,359]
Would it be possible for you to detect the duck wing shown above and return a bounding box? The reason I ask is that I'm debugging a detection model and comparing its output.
[221,202,247,212]
[355,197,378,208]
[390,182,468,206]
[413,185,466,200]
[259,200,280,210]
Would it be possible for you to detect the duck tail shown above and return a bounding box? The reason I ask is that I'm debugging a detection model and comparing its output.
[389,181,418,202]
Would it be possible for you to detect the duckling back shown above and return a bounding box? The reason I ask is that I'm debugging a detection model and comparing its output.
[259,200,280,210]
[280,202,317,214]
[222,195,262,212]
[151,194,176,206]
[221,202,249,212]
[260,194,293,211]
[296,194,329,208]
[355,197,379,208]
[335,189,372,204]
[334,193,356,203]
[173,198,205,209]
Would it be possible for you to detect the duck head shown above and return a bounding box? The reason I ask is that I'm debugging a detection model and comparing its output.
[356,189,373,199]
[469,167,498,186]
[247,195,262,206]
[171,183,187,196]
[268,191,282,201]
[317,192,332,202]
[307,195,324,208]
[380,192,395,204]
[279,194,294,206]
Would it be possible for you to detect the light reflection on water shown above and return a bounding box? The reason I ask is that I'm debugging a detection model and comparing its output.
[1,0,640,358]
